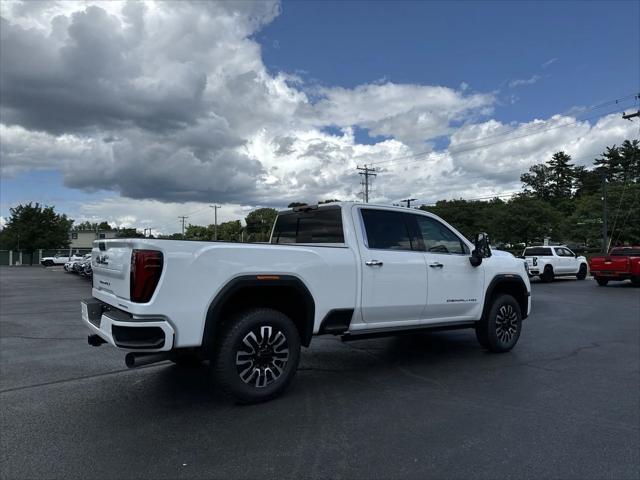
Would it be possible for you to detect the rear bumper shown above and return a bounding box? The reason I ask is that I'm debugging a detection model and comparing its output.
[81,298,174,352]
[591,271,631,279]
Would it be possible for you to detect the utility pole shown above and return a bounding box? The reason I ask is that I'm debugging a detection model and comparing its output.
[178,216,188,237]
[357,165,377,203]
[601,175,608,253]
[400,198,416,208]
[210,205,221,241]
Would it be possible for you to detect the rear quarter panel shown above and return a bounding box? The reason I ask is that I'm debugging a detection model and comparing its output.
[95,241,359,348]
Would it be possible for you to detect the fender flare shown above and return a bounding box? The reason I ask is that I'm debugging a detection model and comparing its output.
[482,274,530,320]
[201,274,316,353]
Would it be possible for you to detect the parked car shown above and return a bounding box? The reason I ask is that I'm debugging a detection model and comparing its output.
[589,246,640,286]
[80,259,93,279]
[65,254,91,273]
[41,253,84,267]
[522,245,588,282]
[82,202,531,403]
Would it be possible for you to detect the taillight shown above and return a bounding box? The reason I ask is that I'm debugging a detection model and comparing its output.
[130,250,163,303]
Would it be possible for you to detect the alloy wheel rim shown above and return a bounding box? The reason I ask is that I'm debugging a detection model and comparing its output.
[236,325,289,388]
[495,305,518,344]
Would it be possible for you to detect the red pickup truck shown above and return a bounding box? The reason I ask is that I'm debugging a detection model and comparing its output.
[589,247,640,286]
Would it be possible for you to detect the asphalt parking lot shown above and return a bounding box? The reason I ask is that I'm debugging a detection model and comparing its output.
[1,266,638,479]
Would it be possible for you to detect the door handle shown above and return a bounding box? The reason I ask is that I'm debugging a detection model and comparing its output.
[429,262,444,268]
[365,260,383,267]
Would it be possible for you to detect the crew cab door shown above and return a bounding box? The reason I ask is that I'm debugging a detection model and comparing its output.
[412,215,484,321]
[357,208,428,326]
[556,247,578,273]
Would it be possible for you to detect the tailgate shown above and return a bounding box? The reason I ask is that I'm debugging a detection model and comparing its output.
[589,257,629,273]
[92,241,133,300]
[524,257,539,268]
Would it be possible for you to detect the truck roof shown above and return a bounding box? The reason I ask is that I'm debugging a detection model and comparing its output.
[281,201,428,214]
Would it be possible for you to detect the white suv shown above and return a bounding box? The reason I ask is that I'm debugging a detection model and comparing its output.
[523,245,588,282]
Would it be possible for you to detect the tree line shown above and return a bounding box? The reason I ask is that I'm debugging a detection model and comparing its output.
[421,139,639,250]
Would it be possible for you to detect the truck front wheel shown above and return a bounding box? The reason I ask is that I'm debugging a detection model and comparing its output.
[576,264,588,280]
[476,294,522,353]
[213,308,301,404]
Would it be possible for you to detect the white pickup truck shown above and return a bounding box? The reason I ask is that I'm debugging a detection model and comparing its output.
[41,253,84,267]
[82,202,531,403]
[522,245,588,282]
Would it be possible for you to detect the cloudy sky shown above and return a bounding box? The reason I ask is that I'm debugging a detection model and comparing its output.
[1,0,638,234]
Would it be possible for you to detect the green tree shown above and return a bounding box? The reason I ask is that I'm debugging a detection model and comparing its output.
[184,224,212,241]
[421,198,506,241]
[573,165,602,197]
[547,151,575,199]
[287,202,307,208]
[595,140,640,183]
[73,220,114,231]
[499,195,561,245]
[0,203,73,257]
[245,208,277,242]
[116,228,144,238]
[218,220,243,242]
[520,163,553,200]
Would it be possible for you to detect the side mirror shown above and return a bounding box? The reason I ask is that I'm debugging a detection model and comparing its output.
[470,232,492,267]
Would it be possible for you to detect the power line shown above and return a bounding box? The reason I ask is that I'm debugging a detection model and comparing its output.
[357,165,377,203]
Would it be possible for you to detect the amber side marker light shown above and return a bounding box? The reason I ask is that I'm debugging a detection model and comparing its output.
[256,275,280,280]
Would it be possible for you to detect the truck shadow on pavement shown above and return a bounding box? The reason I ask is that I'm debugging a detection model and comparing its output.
[101,330,489,412]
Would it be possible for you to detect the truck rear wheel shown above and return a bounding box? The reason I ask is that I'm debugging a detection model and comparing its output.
[540,265,554,283]
[213,308,301,404]
[476,294,522,353]
[596,278,609,286]
[576,264,588,280]
[631,276,640,287]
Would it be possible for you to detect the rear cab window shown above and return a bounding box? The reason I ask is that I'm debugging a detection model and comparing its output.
[524,247,553,256]
[271,206,345,245]
[610,248,640,256]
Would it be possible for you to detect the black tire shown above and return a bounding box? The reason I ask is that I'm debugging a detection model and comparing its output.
[170,353,203,367]
[476,294,522,353]
[213,308,301,404]
[596,278,609,286]
[576,264,588,280]
[630,276,640,287]
[42,260,54,267]
[540,265,554,283]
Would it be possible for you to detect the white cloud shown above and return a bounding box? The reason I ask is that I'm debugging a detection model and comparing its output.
[508,75,542,88]
[311,83,494,145]
[0,0,636,231]
[74,198,251,235]
[542,57,558,69]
